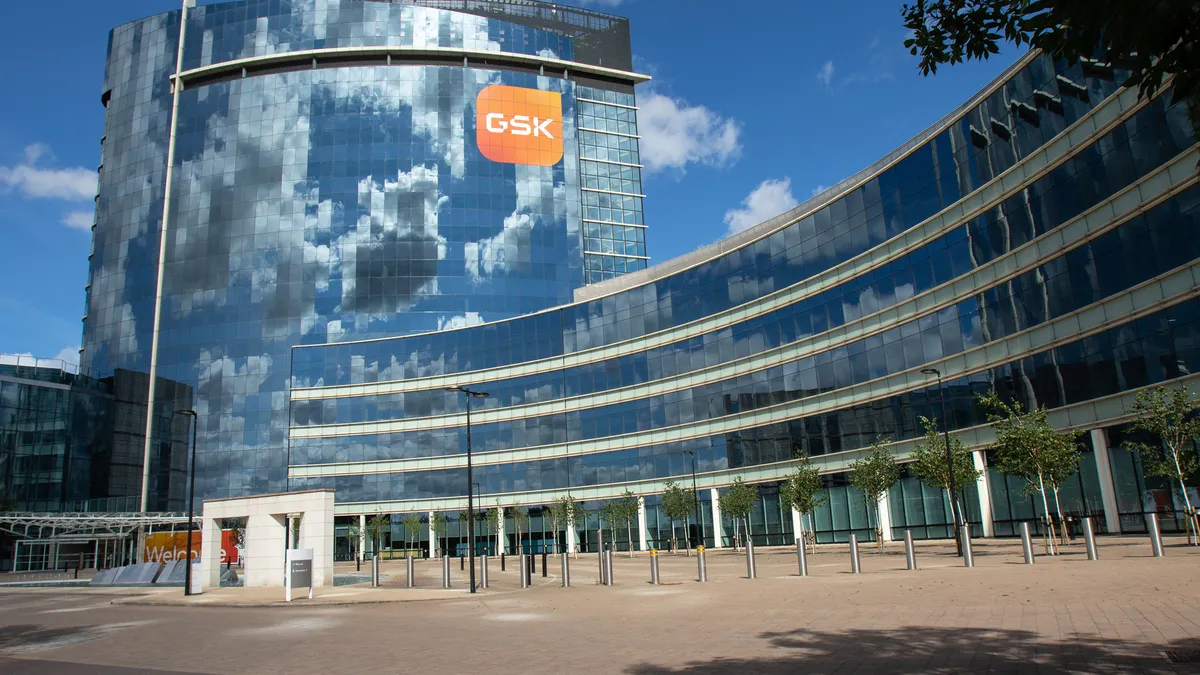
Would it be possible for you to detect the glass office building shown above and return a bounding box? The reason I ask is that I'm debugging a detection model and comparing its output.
[288,48,1200,554]
[81,0,649,510]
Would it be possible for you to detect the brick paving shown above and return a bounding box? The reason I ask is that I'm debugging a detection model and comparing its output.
[1,536,1199,674]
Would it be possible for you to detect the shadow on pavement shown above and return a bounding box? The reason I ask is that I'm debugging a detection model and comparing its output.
[625,626,1200,674]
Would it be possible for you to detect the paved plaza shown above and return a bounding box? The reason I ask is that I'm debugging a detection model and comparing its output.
[1,536,1199,674]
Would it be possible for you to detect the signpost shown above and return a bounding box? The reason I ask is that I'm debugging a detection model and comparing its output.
[286,548,314,602]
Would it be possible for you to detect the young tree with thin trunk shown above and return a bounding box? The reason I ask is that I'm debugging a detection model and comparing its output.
[600,501,621,553]
[510,507,530,554]
[552,496,586,557]
[661,481,696,555]
[979,392,1073,554]
[613,490,640,557]
[779,454,827,554]
[718,478,760,553]
[431,513,447,557]
[401,513,422,556]
[849,439,900,552]
[364,514,390,559]
[1127,385,1200,545]
[485,505,501,555]
[909,416,982,538]
[346,524,360,563]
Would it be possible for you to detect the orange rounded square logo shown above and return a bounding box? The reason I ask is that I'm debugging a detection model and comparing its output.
[476,85,564,167]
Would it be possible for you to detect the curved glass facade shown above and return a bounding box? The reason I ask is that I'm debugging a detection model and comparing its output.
[82,0,645,508]
[290,47,1200,550]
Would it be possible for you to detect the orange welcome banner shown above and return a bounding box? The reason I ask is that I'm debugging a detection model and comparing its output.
[143,531,239,564]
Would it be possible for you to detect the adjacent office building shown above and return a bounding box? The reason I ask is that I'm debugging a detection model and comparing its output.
[16,0,1198,558]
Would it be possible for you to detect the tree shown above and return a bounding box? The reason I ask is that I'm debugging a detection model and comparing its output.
[431,512,448,557]
[551,496,586,557]
[779,454,828,554]
[346,523,361,563]
[401,513,423,556]
[661,481,697,555]
[718,478,760,552]
[612,490,640,557]
[849,439,901,552]
[909,416,983,538]
[979,391,1078,553]
[1127,385,1200,545]
[364,514,390,558]
[485,505,501,555]
[543,505,562,556]
[901,0,1200,142]
[510,507,530,554]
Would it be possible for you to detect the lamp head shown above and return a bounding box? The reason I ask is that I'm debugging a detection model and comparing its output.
[920,368,940,376]
[470,391,489,399]
[445,386,463,393]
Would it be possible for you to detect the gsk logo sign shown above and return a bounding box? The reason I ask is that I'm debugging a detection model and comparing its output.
[476,85,563,166]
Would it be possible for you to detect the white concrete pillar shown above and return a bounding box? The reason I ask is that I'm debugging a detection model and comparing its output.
[710,488,724,548]
[876,493,894,542]
[199,513,224,589]
[496,507,507,555]
[1090,429,1122,534]
[636,497,648,551]
[357,514,366,561]
[973,450,995,538]
[427,511,437,558]
[565,515,578,554]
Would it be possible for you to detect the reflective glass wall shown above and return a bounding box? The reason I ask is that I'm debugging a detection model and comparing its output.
[81,0,643,507]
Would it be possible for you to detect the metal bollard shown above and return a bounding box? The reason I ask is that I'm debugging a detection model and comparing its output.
[745,538,757,579]
[1083,517,1098,561]
[1021,522,1035,564]
[442,555,451,588]
[519,554,530,588]
[650,549,660,585]
[371,555,380,587]
[849,534,861,574]
[406,555,415,588]
[796,538,808,577]
[481,554,489,589]
[604,550,614,586]
[904,530,917,571]
[541,551,548,577]
[598,550,607,585]
[697,545,708,582]
[460,555,464,571]
[560,550,571,587]
[1148,513,1164,557]
[961,524,974,568]
[501,552,505,572]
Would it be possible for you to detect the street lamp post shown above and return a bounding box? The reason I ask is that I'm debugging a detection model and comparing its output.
[683,450,704,547]
[920,368,963,556]
[174,409,198,595]
[447,386,489,593]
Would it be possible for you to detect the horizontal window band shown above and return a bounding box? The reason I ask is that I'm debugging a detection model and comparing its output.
[290,86,1154,401]
[579,157,644,168]
[571,53,1094,303]
[577,97,638,110]
[582,218,647,229]
[286,154,1200,427]
[314,374,1200,517]
[578,127,641,139]
[581,187,647,198]
[174,45,651,91]
[290,260,1200,464]
[584,251,651,261]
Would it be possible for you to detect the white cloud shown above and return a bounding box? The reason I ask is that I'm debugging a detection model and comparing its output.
[53,346,79,366]
[817,61,835,88]
[62,210,94,231]
[638,92,741,175]
[0,144,97,200]
[723,177,800,236]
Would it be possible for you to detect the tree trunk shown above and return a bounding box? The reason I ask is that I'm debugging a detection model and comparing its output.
[1051,484,1067,546]
[733,518,740,553]
[1037,472,1056,555]
[627,522,634,557]
[874,502,884,553]
[1172,451,1198,545]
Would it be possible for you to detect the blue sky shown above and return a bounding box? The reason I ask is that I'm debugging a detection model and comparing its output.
[0,0,1018,364]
